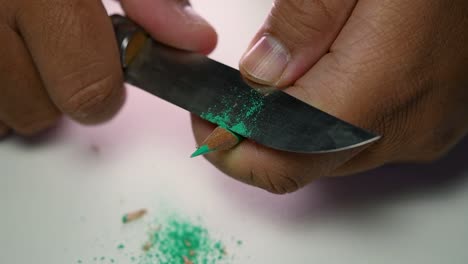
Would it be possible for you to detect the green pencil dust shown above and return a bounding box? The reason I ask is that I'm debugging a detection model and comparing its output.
[80,212,237,264]
[200,89,265,137]
[139,215,225,264]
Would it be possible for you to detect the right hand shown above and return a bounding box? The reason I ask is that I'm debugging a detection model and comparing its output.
[191,0,468,194]
[0,0,216,137]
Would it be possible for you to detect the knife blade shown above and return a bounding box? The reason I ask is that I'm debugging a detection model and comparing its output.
[111,15,380,153]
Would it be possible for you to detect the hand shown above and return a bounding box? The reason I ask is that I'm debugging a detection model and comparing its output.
[192,0,468,193]
[0,0,216,137]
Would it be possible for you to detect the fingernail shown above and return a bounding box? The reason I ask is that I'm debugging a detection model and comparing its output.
[240,35,290,85]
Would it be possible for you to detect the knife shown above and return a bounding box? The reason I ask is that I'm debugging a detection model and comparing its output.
[111,15,380,153]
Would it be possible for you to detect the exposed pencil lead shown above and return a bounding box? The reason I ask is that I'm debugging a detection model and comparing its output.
[190,145,215,158]
[190,127,242,158]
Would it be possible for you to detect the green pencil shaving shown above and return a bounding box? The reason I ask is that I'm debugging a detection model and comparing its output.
[122,209,147,224]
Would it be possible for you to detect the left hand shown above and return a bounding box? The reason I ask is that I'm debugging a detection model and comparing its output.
[0,0,216,137]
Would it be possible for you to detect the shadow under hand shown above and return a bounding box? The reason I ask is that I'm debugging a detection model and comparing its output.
[320,136,468,208]
[4,118,68,148]
[221,136,468,222]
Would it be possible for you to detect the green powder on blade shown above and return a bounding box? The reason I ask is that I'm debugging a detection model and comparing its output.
[139,215,225,264]
[200,89,265,137]
[230,122,248,136]
[201,112,231,129]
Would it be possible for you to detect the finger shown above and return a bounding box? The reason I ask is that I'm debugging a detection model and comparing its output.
[121,0,217,54]
[0,121,10,138]
[239,0,357,87]
[0,26,60,136]
[16,0,124,124]
[191,115,364,194]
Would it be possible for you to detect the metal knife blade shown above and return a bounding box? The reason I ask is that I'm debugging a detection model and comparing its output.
[114,16,380,153]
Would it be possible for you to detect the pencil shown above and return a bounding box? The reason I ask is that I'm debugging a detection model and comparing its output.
[190,127,243,157]
[122,209,147,224]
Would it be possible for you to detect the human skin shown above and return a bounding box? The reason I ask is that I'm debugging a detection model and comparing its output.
[1,0,467,194]
[0,0,216,135]
[191,0,468,194]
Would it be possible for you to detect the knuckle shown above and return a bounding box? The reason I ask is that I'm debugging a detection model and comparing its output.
[59,64,122,120]
[269,0,337,43]
[278,0,334,22]
[251,167,302,195]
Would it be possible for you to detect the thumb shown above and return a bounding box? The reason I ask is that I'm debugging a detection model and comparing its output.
[121,0,217,54]
[240,0,356,87]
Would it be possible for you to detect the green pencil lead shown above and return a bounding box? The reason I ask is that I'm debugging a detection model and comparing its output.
[190,145,215,158]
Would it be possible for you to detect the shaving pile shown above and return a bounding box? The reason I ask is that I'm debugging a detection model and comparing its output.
[78,210,238,263]
[138,214,226,264]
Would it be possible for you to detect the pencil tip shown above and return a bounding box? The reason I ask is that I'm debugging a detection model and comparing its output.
[190,145,214,158]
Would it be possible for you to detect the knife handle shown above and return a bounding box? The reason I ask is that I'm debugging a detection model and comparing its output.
[110,14,148,69]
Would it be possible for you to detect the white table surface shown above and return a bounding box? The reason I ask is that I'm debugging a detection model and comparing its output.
[2,1,468,263]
